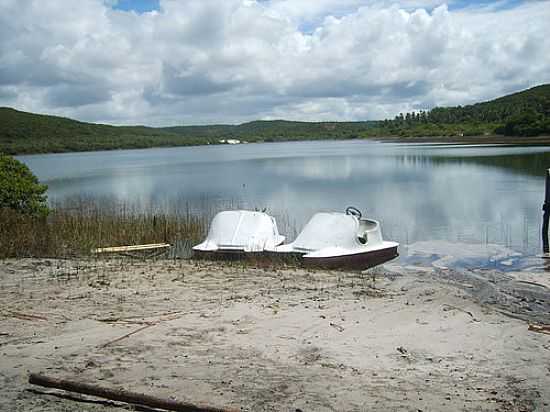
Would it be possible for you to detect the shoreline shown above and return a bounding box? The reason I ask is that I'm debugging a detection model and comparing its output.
[11,134,550,157]
[1,257,549,411]
[376,134,550,146]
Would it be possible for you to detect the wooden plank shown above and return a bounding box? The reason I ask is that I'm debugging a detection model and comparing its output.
[92,243,171,254]
[94,243,170,252]
[29,373,236,412]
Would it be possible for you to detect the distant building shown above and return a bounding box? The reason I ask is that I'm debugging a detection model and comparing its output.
[218,139,241,144]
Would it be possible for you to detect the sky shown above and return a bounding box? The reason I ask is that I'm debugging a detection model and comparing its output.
[0,0,549,126]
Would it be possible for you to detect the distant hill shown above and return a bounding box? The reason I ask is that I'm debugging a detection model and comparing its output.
[163,120,378,142]
[0,108,377,154]
[1,84,549,154]
[382,84,550,137]
[430,84,550,123]
[0,108,202,154]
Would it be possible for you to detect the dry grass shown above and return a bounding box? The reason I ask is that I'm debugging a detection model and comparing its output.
[0,198,209,258]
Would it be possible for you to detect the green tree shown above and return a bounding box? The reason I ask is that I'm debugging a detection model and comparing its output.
[502,111,541,136]
[0,153,49,215]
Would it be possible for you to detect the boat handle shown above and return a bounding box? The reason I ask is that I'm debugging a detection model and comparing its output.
[345,206,362,219]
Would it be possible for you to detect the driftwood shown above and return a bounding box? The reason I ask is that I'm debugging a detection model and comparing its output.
[4,311,48,321]
[528,324,550,335]
[99,324,155,348]
[28,373,235,412]
[442,304,480,322]
[2,338,46,348]
[97,310,183,324]
[98,312,183,348]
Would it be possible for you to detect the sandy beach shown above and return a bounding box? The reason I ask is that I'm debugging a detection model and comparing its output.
[1,256,549,411]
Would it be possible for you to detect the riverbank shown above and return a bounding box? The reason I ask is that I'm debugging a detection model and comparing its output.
[377,134,550,146]
[7,134,550,156]
[1,258,549,411]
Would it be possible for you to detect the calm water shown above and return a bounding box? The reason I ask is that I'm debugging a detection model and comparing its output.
[17,140,550,264]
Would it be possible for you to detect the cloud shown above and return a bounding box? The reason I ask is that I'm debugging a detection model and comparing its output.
[45,84,112,108]
[160,63,239,96]
[0,0,549,125]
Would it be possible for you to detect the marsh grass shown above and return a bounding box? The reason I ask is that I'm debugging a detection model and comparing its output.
[0,196,301,265]
[0,197,209,258]
[0,192,312,274]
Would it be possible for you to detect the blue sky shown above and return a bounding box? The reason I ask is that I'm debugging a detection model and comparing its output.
[447,0,525,10]
[112,0,160,13]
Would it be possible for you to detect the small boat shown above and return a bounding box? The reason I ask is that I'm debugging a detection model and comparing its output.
[271,207,399,270]
[193,207,398,270]
[192,210,285,254]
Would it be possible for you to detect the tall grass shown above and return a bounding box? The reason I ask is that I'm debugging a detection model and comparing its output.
[0,197,209,258]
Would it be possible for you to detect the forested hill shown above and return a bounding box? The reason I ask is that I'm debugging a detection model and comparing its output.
[0,109,378,154]
[162,120,375,140]
[0,108,208,154]
[1,84,549,154]
[424,84,550,123]
[383,84,550,137]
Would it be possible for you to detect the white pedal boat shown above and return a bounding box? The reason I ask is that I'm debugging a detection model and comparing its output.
[271,207,399,270]
[192,210,285,253]
[193,207,399,270]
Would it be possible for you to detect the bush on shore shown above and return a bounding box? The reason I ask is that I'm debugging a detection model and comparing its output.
[0,153,49,216]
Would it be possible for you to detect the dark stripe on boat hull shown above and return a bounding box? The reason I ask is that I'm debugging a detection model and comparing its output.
[193,246,398,271]
[303,246,399,271]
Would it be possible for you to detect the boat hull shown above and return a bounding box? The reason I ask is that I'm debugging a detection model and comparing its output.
[193,245,398,271]
[303,245,399,271]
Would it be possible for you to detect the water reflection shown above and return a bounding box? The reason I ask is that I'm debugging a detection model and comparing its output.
[395,150,550,177]
[18,141,550,258]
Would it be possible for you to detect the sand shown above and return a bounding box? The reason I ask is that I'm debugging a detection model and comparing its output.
[1,257,549,411]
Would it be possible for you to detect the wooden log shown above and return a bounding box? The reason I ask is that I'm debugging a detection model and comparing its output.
[29,373,235,412]
[528,324,550,335]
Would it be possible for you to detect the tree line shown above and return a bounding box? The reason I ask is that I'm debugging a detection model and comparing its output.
[384,84,550,136]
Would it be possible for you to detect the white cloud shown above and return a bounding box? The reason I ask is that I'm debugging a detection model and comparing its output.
[0,0,549,125]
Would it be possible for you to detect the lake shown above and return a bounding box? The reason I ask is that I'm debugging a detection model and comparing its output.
[18,140,550,268]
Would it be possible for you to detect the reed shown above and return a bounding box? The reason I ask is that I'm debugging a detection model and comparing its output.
[0,197,209,259]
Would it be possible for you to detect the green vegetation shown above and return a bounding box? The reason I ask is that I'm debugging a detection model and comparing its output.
[0,196,301,263]
[0,108,212,154]
[0,198,208,258]
[1,84,549,154]
[0,153,49,215]
[165,120,378,142]
[0,107,382,154]
[383,84,550,137]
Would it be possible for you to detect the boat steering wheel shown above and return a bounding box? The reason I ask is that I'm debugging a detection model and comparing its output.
[345,206,362,219]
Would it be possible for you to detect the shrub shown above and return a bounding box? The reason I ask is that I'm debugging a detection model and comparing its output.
[0,153,49,216]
